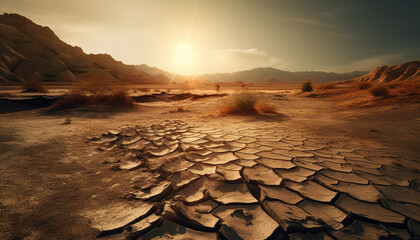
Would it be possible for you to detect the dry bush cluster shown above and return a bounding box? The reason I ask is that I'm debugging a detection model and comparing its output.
[50,79,134,111]
[21,80,48,93]
[217,92,276,115]
[215,83,221,92]
[301,79,313,92]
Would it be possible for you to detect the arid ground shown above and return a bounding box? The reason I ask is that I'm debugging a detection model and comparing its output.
[0,85,419,239]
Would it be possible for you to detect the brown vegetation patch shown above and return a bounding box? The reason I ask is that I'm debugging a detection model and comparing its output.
[49,79,134,111]
[215,83,221,92]
[255,101,277,114]
[216,92,276,115]
[301,79,313,92]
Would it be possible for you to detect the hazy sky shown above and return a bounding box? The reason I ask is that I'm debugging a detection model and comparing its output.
[1,0,419,74]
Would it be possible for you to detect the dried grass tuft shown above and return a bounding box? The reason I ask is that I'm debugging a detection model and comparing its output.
[50,78,134,111]
[217,92,276,115]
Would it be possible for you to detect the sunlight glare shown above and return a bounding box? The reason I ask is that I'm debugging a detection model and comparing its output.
[174,44,193,64]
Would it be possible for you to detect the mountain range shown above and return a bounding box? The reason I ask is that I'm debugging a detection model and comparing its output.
[137,64,367,84]
[1,13,417,85]
[195,68,366,83]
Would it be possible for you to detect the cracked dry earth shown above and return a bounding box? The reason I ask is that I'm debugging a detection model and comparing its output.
[85,119,420,240]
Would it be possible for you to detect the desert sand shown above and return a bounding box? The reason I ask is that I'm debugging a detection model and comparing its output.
[0,85,419,240]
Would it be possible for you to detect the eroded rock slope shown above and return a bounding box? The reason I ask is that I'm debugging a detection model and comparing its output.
[0,13,167,83]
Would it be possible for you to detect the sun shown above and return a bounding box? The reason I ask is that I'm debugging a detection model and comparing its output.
[174,44,193,64]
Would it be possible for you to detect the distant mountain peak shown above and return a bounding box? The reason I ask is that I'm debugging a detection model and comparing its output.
[196,67,367,83]
[0,13,166,83]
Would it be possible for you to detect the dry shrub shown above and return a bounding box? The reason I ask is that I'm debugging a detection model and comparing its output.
[217,92,276,115]
[318,83,335,90]
[215,83,221,92]
[301,79,313,92]
[354,82,371,89]
[369,84,389,97]
[255,100,276,113]
[50,79,134,111]
[21,80,48,93]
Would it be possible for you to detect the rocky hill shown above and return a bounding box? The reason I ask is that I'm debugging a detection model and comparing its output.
[353,60,420,83]
[0,13,167,83]
[196,67,366,83]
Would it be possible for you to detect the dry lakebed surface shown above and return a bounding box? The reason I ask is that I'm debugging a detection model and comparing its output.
[0,90,419,240]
